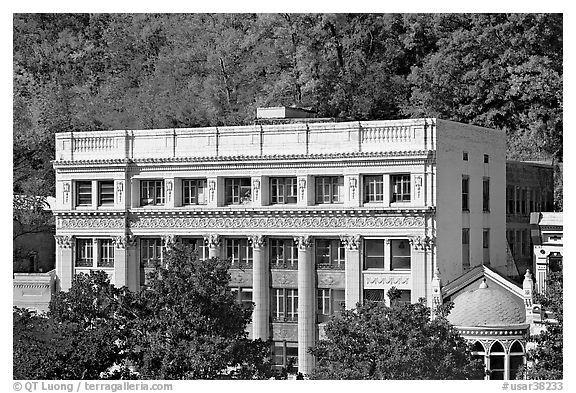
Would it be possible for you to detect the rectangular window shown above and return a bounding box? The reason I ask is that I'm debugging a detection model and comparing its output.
[363,289,385,302]
[182,179,207,205]
[390,239,411,270]
[225,178,251,205]
[141,238,162,268]
[463,151,469,161]
[483,229,490,265]
[271,342,298,371]
[271,288,298,322]
[231,287,253,309]
[484,154,489,163]
[181,238,209,260]
[529,189,535,213]
[521,189,527,214]
[462,176,469,211]
[391,290,411,306]
[76,238,93,267]
[462,228,470,271]
[483,178,490,212]
[391,174,411,202]
[315,176,344,204]
[140,180,165,206]
[317,289,346,321]
[363,175,384,203]
[315,239,345,270]
[270,239,298,269]
[98,239,115,268]
[226,238,253,269]
[98,181,114,206]
[364,239,385,269]
[76,181,92,206]
[515,186,521,214]
[507,186,514,214]
[270,177,297,204]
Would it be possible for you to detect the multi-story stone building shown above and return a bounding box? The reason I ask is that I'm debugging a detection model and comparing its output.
[52,109,506,374]
[505,161,554,278]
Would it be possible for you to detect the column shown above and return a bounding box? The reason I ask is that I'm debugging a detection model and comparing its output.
[250,235,269,340]
[55,235,74,291]
[294,235,315,375]
[341,235,361,309]
[113,236,128,287]
[205,234,221,258]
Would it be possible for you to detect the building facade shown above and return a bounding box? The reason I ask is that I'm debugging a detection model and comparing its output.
[530,212,563,293]
[505,161,554,278]
[52,114,506,374]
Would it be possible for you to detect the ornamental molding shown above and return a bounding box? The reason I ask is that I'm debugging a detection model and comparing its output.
[229,270,253,286]
[56,214,126,230]
[54,235,73,248]
[271,271,297,287]
[248,235,266,249]
[128,214,426,230]
[456,327,529,337]
[363,273,411,287]
[340,234,361,250]
[53,150,436,169]
[317,271,345,288]
[13,283,50,290]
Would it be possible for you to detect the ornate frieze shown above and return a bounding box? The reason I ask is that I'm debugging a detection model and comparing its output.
[54,235,73,248]
[340,234,361,250]
[363,273,411,288]
[294,235,312,250]
[272,322,298,341]
[317,271,345,288]
[56,216,125,229]
[248,235,266,249]
[128,214,425,230]
[229,270,253,286]
[271,271,298,287]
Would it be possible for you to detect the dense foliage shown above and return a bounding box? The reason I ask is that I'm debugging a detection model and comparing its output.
[525,268,563,379]
[309,296,485,379]
[13,246,272,380]
[13,13,562,204]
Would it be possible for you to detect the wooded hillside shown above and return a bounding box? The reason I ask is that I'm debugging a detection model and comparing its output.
[13,13,562,205]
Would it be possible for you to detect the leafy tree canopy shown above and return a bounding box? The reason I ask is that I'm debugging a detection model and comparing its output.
[309,293,485,380]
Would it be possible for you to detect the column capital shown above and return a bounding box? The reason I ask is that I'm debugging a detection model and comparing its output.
[113,235,127,249]
[54,235,73,248]
[294,235,312,250]
[162,234,179,250]
[340,234,361,250]
[204,233,221,248]
[410,235,435,251]
[249,235,266,249]
[126,234,138,247]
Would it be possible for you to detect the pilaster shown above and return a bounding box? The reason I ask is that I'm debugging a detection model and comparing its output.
[344,175,360,207]
[294,235,315,375]
[297,175,313,207]
[55,235,74,291]
[113,235,128,287]
[250,235,269,340]
[165,178,176,208]
[341,234,361,309]
[125,235,139,292]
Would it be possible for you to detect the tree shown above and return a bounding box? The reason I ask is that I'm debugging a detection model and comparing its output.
[309,291,484,379]
[124,244,272,379]
[525,267,563,379]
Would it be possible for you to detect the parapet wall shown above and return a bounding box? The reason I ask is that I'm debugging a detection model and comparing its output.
[55,119,437,162]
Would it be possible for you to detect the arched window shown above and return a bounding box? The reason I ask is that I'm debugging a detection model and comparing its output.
[489,341,505,380]
[470,341,487,379]
[509,341,525,380]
